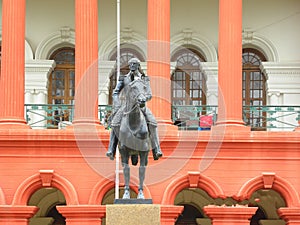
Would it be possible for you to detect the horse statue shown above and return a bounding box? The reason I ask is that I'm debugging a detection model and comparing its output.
[113,77,152,199]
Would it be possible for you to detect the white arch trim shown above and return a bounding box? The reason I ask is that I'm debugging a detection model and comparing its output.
[35,26,75,60]
[98,28,147,60]
[171,29,218,62]
[242,31,279,62]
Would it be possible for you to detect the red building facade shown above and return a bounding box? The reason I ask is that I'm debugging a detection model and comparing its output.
[0,0,300,225]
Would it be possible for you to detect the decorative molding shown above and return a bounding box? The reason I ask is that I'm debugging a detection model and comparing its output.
[35,26,75,59]
[262,62,300,93]
[25,59,56,94]
[161,173,225,205]
[39,170,54,187]
[278,207,300,223]
[242,30,279,62]
[237,173,300,207]
[182,28,193,44]
[188,171,200,188]
[171,29,218,62]
[12,171,79,205]
[262,172,275,189]
[98,28,147,60]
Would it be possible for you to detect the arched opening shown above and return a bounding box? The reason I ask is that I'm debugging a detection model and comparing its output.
[28,187,66,225]
[242,48,267,131]
[48,47,75,128]
[174,188,212,225]
[171,47,207,130]
[250,208,267,225]
[176,204,203,225]
[249,189,286,225]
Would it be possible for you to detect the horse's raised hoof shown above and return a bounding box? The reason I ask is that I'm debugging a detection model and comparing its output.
[122,189,130,199]
[152,148,163,160]
[106,151,114,160]
[137,190,145,199]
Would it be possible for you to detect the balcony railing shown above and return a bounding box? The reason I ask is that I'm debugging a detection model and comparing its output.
[25,104,300,131]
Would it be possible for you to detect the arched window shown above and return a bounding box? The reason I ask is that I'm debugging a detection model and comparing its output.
[242,48,267,130]
[171,48,206,129]
[108,48,144,104]
[171,48,206,106]
[48,47,75,128]
[49,47,75,105]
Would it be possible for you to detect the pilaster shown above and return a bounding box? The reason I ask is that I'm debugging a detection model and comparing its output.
[98,60,115,105]
[262,62,300,96]
[200,62,219,106]
[203,205,257,225]
[278,207,300,225]
[160,205,184,225]
[0,206,38,225]
[25,59,55,105]
[57,205,105,225]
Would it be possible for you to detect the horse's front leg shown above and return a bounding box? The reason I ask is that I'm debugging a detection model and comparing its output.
[137,151,149,199]
[120,147,130,199]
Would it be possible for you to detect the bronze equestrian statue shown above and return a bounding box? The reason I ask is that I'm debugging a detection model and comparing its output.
[106,58,163,199]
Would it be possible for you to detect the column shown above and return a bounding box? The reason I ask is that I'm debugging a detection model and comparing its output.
[278,207,300,225]
[215,0,247,129]
[203,205,257,225]
[0,0,29,128]
[0,206,38,225]
[147,0,176,131]
[73,0,101,127]
[57,205,105,225]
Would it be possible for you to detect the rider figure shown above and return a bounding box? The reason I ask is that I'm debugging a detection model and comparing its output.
[106,58,163,160]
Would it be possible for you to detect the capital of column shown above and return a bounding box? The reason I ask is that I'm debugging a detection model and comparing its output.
[203,205,257,225]
[57,205,106,224]
[160,205,184,225]
[278,207,300,225]
[0,206,38,224]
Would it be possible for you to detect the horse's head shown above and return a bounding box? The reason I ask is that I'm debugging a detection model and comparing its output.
[127,79,150,109]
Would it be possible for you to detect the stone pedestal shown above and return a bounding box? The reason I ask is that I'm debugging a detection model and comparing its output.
[106,204,160,225]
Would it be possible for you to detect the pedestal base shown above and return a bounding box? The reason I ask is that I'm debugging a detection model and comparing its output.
[106,204,160,225]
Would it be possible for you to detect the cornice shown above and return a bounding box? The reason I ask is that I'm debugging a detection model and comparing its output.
[25,60,56,73]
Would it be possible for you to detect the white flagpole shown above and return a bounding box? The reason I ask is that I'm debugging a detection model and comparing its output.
[115,0,121,200]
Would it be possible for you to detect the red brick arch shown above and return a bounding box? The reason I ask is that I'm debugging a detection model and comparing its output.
[161,172,225,205]
[237,173,300,207]
[12,170,78,205]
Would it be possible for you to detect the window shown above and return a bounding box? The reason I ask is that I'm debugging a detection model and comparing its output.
[172,49,206,106]
[49,47,75,105]
[171,48,206,129]
[242,48,266,130]
[108,48,144,104]
[48,47,75,127]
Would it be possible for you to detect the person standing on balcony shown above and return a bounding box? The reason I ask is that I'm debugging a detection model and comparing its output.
[106,58,163,160]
